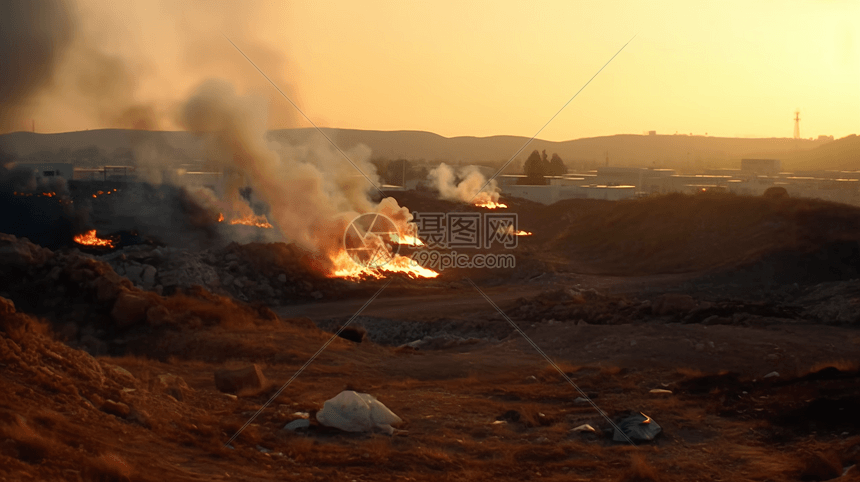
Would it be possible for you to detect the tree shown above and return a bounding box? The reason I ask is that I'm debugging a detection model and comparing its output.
[519,150,548,185]
[548,153,567,176]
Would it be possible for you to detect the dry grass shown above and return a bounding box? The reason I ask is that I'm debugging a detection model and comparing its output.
[86,452,134,482]
[615,454,661,482]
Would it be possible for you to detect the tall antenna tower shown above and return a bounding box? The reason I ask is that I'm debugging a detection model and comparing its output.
[793,110,800,139]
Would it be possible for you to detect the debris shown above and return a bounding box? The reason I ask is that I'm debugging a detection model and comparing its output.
[763,371,780,379]
[101,399,131,418]
[316,390,402,434]
[613,412,661,443]
[497,410,521,423]
[110,291,154,327]
[571,424,596,433]
[649,389,672,394]
[284,419,310,431]
[574,397,590,405]
[214,364,268,395]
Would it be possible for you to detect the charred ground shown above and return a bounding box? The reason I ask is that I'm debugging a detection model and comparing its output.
[1,192,860,481]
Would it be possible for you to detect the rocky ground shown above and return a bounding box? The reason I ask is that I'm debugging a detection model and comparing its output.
[1,192,860,481]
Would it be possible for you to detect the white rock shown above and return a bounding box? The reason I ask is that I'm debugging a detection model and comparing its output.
[316,390,402,434]
[142,264,157,288]
[571,424,596,433]
[763,371,780,379]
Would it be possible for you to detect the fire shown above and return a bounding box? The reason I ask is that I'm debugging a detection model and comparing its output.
[229,213,273,229]
[73,230,115,248]
[474,200,507,209]
[217,212,225,222]
[391,233,424,246]
[498,225,532,236]
[330,250,439,280]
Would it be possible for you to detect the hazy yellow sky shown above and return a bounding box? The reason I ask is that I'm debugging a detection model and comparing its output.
[36,1,860,140]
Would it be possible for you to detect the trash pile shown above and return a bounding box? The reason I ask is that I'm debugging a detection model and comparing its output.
[96,242,338,304]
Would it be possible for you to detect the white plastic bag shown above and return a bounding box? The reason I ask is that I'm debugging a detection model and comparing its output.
[316,390,402,434]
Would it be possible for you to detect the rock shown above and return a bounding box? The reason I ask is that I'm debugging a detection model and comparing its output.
[80,335,108,357]
[316,390,402,434]
[649,389,672,394]
[763,371,780,379]
[283,419,311,431]
[574,397,590,405]
[125,265,144,284]
[0,296,15,315]
[652,293,696,316]
[225,253,238,262]
[146,305,172,326]
[111,291,154,328]
[278,274,287,283]
[221,275,234,288]
[311,291,323,300]
[156,373,191,401]
[798,450,843,481]
[613,412,661,443]
[141,265,157,288]
[158,269,183,288]
[214,364,268,395]
[337,325,366,343]
[571,424,596,433]
[94,275,125,303]
[101,399,130,418]
[107,365,135,382]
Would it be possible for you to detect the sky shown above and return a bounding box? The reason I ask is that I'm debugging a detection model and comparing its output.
[10,0,860,141]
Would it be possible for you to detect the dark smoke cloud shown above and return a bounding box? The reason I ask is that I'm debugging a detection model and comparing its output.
[1,0,303,135]
[0,0,76,132]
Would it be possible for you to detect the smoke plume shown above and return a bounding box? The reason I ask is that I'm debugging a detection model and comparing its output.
[0,1,75,133]
[427,163,501,204]
[0,0,302,135]
[179,79,412,264]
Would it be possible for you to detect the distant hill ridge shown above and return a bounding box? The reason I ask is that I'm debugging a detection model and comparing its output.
[1,128,854,171]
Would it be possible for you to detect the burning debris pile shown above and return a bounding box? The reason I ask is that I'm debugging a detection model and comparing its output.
[0,233,316,356]
[428,163,505,209]
[92,241,342,304]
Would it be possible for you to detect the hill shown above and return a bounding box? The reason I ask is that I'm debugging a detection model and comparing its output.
[0,128,840,171]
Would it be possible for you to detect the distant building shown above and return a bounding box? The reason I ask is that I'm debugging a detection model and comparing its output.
[14,162,74,180]
[741,159,781,176]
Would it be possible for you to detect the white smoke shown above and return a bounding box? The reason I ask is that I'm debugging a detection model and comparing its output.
[179,79,413,265]
[427,162,500,204]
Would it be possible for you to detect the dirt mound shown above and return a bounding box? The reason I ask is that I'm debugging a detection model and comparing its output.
[545,193,860,276]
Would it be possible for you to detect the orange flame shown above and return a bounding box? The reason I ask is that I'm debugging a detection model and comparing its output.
[498,225,532,236]
[475,200,507,209]
[228,214,273,229]
[73,230,115,248]
[217,212,225,222]
[329,250,439,280]
[391,233,424,246]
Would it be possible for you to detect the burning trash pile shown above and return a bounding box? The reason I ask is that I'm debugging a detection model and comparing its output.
[94,241,340,303]
[427,162,506,209]
[0,233,294,356]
